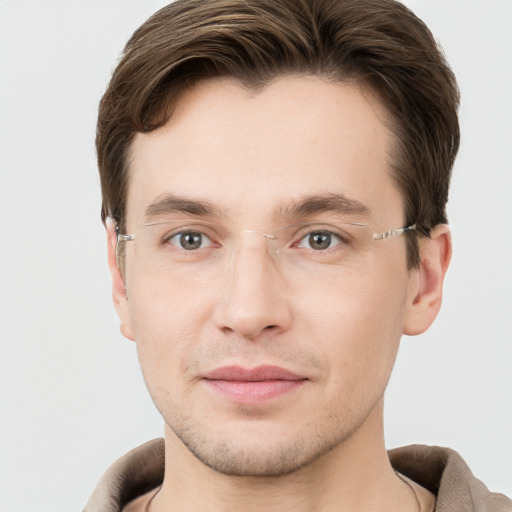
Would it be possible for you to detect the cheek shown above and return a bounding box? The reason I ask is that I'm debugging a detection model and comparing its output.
[297,268,407,386]
[126,274,216,377]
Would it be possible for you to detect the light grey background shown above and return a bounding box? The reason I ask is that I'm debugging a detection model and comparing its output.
[0,1,510,511]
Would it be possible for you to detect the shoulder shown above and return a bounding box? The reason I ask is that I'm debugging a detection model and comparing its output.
[389,444,512,512]
[83,439,165,512]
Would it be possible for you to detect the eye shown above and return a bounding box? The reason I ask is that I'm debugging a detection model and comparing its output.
[297,230,344,251]
[168,231,212,250]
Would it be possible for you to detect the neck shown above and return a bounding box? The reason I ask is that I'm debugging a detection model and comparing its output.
[150,401,419,512]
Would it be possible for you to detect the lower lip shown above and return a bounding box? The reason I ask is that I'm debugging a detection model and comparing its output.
[205,379,305,403]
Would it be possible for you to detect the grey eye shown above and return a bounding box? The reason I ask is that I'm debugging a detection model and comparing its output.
[169,231,211,250]
[299,231,342,251]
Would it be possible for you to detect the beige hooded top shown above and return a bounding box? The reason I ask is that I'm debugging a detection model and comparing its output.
[84,439,511,512]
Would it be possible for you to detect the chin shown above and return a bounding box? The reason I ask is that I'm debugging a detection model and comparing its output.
[168,416,357,477]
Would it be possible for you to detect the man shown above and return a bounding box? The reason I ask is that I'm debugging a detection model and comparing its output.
[84,0,511,511]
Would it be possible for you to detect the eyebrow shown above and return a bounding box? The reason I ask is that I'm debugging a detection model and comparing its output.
[275,193,371,220]
[143,192,370,223]
[144,194,222,222]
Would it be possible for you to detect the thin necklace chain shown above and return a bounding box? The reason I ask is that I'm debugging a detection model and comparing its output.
[396,471,422,512]
[145,486,161,512]
[145,476,426,512]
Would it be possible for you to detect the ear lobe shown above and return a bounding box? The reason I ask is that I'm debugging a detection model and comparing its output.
[106,219,135,341]
[403,224,452,336]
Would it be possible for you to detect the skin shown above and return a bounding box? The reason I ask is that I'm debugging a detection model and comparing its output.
[108,76,450,511]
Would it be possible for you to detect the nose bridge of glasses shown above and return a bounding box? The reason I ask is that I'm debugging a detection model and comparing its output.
[241,229,277,240]
[223,230,284,288]
[218,229,283,275]
[240,229,280,254]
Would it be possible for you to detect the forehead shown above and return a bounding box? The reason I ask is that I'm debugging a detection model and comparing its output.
[127,76,402,226]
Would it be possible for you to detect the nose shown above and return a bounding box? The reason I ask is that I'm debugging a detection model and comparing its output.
[213,237,292,340]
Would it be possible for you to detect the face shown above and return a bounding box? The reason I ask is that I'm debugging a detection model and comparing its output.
[112,76,424,476]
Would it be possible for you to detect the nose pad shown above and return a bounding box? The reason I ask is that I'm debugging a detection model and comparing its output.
[213,231,291,340]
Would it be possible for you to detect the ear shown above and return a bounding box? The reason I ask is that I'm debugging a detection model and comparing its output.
[403,224,452,335]
[106,219,135,341]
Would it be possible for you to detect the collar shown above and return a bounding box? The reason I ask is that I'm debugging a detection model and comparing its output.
[84,440,511,512]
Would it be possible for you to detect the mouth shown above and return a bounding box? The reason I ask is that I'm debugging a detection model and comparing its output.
[202,365,308,403]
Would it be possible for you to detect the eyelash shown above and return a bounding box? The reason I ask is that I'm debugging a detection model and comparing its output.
[162,227,350,252]
[294,230,348,250]
[164,230,216,249]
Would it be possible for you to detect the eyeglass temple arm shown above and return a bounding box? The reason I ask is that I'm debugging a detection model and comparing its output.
[115,226,135,243]
[373,224,417,241]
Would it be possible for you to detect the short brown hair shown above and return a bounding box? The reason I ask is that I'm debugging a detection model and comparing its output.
[97,0,460,267]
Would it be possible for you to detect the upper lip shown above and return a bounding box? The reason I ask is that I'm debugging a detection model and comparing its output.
[202,365,306,381]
